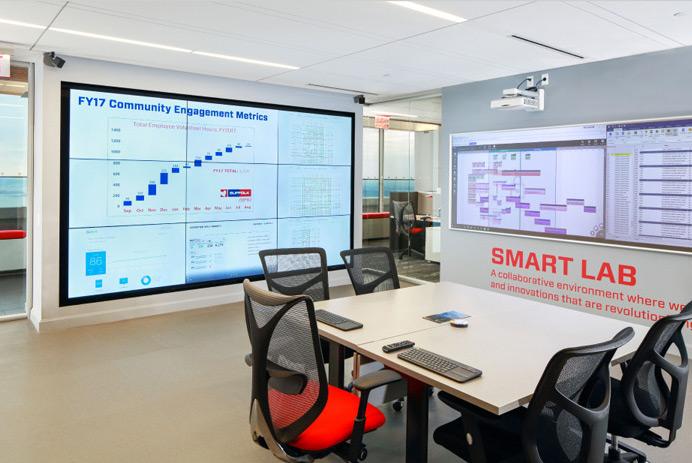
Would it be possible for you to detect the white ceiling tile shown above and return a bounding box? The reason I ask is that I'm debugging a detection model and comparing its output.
[219,0,456,40]
[323,39,518,84]
[0,1,64,46]
[38,27,287,81]
[66,0,383,56]
[420,1,533,20]
[564,1,681,47]
[468,1,670,60]
[591,1,692,45]
[404,22,579,76]
[41,6,330,69]
[262,63,462,97]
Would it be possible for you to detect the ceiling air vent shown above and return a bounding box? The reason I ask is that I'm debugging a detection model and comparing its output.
[510,34,584,59]
[307,83,378,95]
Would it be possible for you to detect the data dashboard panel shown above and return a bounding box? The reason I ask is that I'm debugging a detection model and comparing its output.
[451,119,692,253]
[606,119,692,248]
[60,83,354,305]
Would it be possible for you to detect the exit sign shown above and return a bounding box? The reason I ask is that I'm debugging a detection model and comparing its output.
[374,115,390,129]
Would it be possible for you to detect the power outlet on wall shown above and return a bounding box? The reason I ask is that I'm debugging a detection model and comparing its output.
[525,76,534,88]
[541,73,550,86]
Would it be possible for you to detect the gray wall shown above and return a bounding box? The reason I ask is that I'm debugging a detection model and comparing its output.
[440,46,692,341]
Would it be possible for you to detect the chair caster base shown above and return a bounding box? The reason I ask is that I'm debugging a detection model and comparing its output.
[392,399,404,412]
[605,442,648,463]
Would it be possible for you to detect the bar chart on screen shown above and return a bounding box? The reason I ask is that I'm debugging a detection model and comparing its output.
[64,85,354,302]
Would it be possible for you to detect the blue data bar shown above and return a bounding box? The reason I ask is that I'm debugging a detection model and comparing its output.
[172,167,180,173]
[225,146,232,153]
[215,151,222,156]
[148,184,156,196]
[123,200,132,206]
[205,155,213,160]
[136,195,145,201]
[160,172,168,184]
[194,159,202,167]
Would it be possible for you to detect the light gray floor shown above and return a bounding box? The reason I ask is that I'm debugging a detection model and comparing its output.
[0,285,689,463]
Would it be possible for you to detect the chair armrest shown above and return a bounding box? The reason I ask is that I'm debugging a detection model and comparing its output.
[353,369,402,392]
[348,369,404,462]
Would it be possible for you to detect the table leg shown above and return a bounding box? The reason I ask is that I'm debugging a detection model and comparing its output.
[460,408,487,463]
[406,377,430,463]
[328,340,345,388]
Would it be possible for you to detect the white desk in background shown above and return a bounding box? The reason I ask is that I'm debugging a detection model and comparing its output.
[314,282,648,463]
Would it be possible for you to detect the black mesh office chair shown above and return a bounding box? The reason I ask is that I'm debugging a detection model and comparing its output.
[259,247,354,376]
[243,280,402,463]
[605,300,692,462]
[391,200,424,259]
[433,327,635,463]
[340,247,400,295]
[340,247,406,411]
[259,248,330,301]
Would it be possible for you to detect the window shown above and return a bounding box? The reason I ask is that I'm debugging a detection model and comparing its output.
[0,63,31,318]
[362,127,380,213]
[383,129,416,212]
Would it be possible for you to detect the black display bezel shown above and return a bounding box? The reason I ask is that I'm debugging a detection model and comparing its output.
[449,121,692,254]
[60,82,356,306]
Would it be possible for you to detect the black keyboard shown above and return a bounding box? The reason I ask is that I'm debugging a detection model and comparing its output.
[398,348,482,383]
[315,309,363,331]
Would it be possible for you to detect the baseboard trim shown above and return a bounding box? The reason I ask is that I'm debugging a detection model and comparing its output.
[36,290,242,332]
[35,271,353,332]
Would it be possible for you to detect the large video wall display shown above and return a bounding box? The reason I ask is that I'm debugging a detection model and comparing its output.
[450,118,692,253]
[60,83,354,305]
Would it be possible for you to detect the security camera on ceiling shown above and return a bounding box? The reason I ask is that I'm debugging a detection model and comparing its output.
[43,51,66,69]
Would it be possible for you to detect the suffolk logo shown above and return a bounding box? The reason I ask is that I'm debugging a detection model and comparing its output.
[220,189,252,197]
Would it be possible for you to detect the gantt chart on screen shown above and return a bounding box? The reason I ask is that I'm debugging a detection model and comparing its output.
[451,119,692,251]
[66,88,352,301]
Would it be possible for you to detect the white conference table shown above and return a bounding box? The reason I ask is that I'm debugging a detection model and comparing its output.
[314,282,649,463]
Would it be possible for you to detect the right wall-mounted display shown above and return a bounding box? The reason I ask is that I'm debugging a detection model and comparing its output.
[450,117,692,253]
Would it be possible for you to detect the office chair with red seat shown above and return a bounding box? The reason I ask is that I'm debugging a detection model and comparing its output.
[391,200,424,259]
[243,279,402,462]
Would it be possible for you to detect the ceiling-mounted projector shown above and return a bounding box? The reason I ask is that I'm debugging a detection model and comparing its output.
[491,88,544,111]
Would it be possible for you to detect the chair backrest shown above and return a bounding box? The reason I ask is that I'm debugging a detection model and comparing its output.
[259,247,330,301]
[401,202,415,233]
[620,300,692,441]
[340,247,400,295]
[243,280,328,457]
[522,327,635,463]
[391,200,415,235]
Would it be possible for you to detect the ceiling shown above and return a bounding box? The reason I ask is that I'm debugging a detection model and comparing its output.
[364,95,442,124]
[1,1,691,101]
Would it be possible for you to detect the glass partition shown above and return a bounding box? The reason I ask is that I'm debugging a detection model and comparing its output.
[383,129,416,213]
[362,127,380,213]
[361,119,440,283]
[0,63,30,318]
